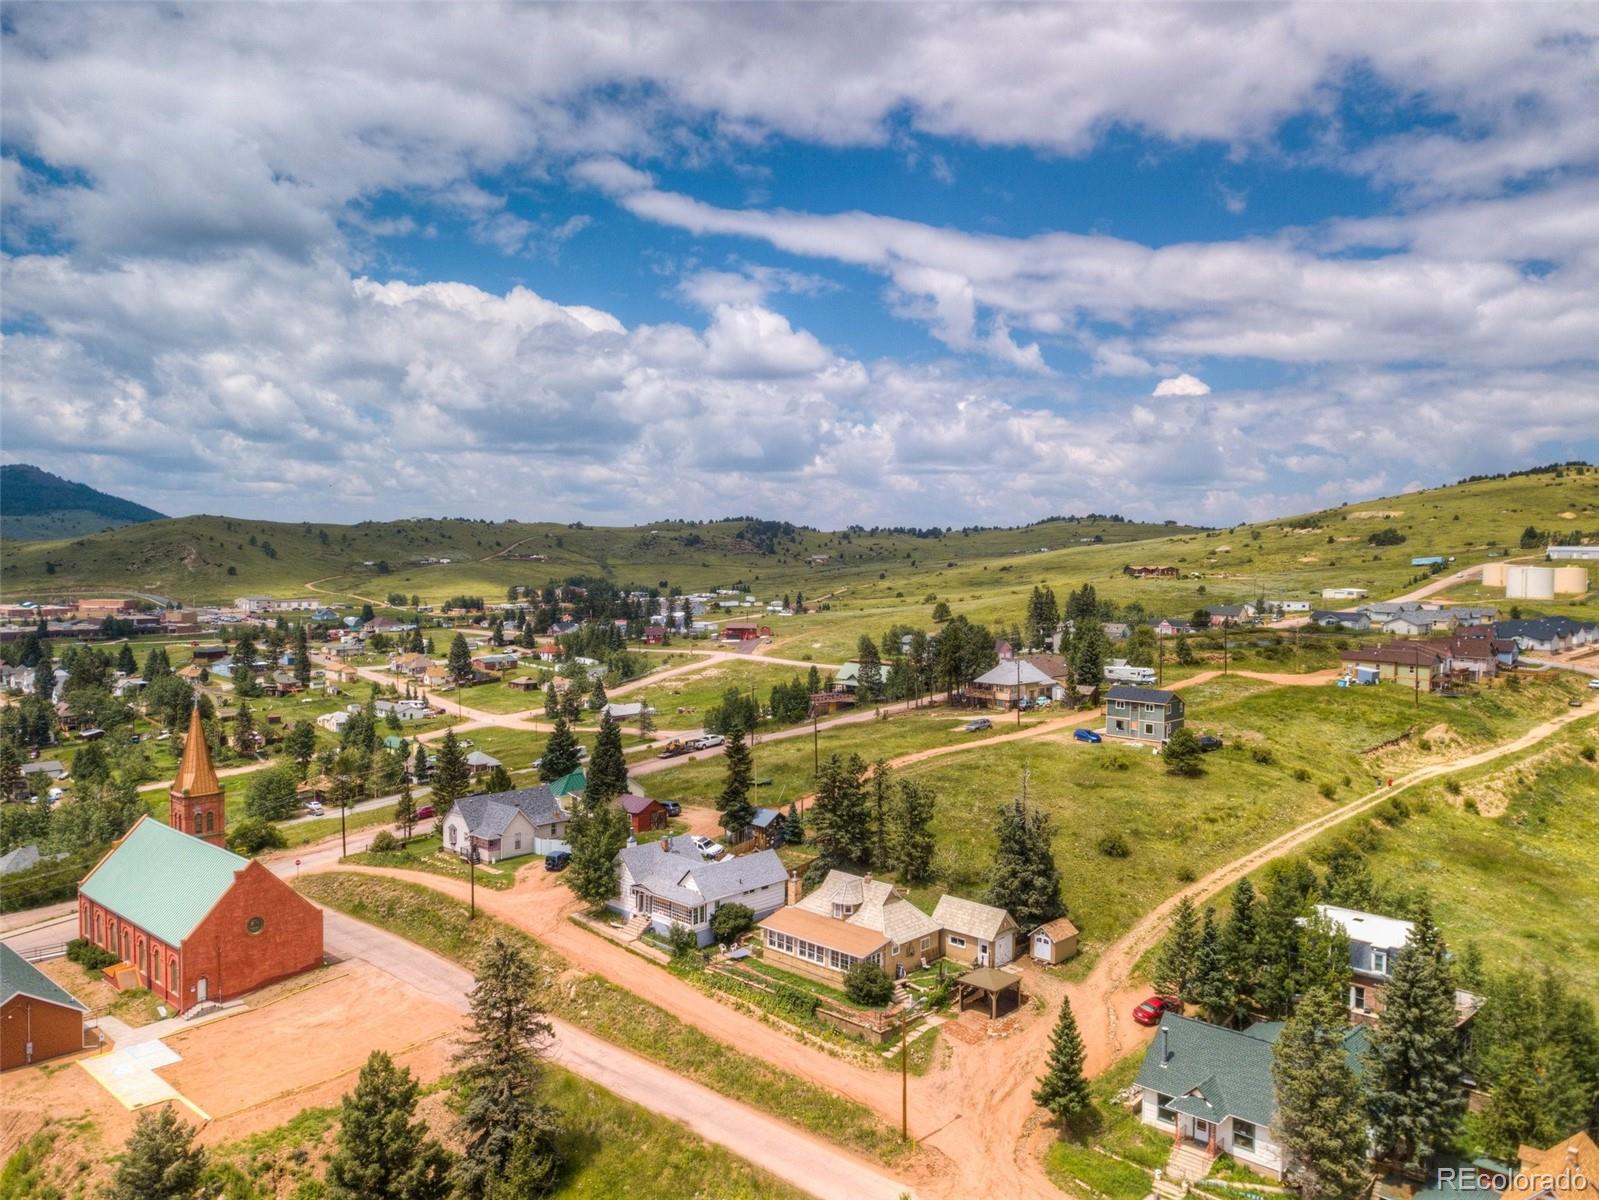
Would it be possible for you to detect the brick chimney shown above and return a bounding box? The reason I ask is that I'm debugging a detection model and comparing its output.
[786,869,802,905]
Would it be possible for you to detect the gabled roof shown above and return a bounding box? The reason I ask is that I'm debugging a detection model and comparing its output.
[750,807,784,829]
[1032,916,1079,941]
[932,894,1019,941]
[619,793,660,815]
[0,942,88,1012]
[172,705,221,797]
[79,816,248,946]
[795,870,942,944]
[619,842,787,906]
[464,750,501,768]
[1135,1014,1277,1126]
[453,786,568,838]
[1106,684,1179,704]
[0,844,43,874]
[1504,1132,1599,1200]
[549,769,586,798]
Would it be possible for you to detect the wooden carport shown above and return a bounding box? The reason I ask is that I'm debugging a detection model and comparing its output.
[956,968,1023,1019]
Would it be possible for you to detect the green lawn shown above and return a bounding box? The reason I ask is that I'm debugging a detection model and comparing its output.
[343,832,522,889]
[640,703,1055,808]
[1043,1051,1171,1200]
[641,660,832,731]
[1296,715,1599,991]
[891,671,1585,954]
[295,872,912,1165]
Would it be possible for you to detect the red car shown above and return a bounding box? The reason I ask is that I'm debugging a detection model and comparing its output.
[1132,996,1183,1026]
[414,804,435,821]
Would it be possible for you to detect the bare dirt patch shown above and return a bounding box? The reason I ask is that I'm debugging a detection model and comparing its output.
[156,961,460,1138]
[1559,511,1577,520]
[1297,554,1321,563]
[1347,509,1405,520]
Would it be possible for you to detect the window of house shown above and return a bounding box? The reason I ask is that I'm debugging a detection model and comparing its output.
[1371,949,1388,975]
[1232,1119,1256,1151]
[168,957,178,991]
[1350,984,1367,1010]
[205,810,214,833]
[1144,723,1154,735]
[949,935,967,948]
[514,835,522,851]
[447,826,457,847]
[890,943,900,956]
[246,916,265,935]
[920,937,931,952]
[1155,1093,1177,1125]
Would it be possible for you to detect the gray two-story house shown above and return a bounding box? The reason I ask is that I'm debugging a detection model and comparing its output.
[1105,684,1185,744]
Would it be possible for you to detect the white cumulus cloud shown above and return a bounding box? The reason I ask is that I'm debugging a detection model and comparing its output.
[1153,374,1212,397]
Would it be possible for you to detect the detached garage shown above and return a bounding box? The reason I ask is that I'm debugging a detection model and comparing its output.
[932,895,1020,969]
[1,944,89,1070]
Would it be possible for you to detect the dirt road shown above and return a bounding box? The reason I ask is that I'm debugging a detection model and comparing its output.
[322,907,914,1200]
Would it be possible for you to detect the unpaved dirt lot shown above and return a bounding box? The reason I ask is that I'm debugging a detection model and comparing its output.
[158,962,460,1135]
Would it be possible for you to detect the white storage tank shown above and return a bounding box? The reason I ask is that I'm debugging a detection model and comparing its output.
[1553,566,1590,595]
[1507,564,1556,600]
[1480,561,1508,588]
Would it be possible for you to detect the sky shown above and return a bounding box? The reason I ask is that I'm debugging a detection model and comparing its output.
[2,4,1598,530]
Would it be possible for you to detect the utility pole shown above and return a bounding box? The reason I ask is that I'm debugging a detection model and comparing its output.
[1222,622,1229,675]
[812,711,819,777]
[339,791,347,858]
[1157,635,1164,687]
[469,845,479,918]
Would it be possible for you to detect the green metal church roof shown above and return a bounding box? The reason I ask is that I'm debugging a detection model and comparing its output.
[79,817,248,947]
[0,942,88,1012]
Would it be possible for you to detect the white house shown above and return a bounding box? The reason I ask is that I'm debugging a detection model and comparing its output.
[316,710,350,733]
[441,785,570,863]
[611,840,788,947]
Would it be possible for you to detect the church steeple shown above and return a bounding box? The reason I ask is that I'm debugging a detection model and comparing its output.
[170,704,226,846]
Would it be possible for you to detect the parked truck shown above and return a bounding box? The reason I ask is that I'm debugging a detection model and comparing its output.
[1104,659,1158,685]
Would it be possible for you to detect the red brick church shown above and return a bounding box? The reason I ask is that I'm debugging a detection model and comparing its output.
[75,705,323,1010]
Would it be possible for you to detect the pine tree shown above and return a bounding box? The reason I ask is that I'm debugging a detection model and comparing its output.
[447,634,474,684]
[986,795,1065,929]
[637,700,655,737]
[783,799,805,846]
[1153,895,1201,1002]
[430,730,469,829]
[587,711,628,803]
[480,764,514,794]
[563,802,628,907]
[0,742,24,801]
[234,699,257,755]
[294,622,312,687]
[1163,727,1205,776]
[543,682,558,720]
[1175,634,1196,665]
[536,716,581,782]
[105,1108,207,1200]
[717,728,756,839]
[868,758,893,867]
[855,636,883,702]
[395,780,417,842]
[412,740,430,783]
[1365,909,1465,1165]
[327,1051,452,1200]
[1273,985,1371,1200]
[1221,876,1259,1024]
[890,778,937,884]
[1034,995,1091,1127]
[1192,907,1232,1024]
[808,752,870,863]
[116,642,138,675]
[587,673,607,711]
[451,937,562,1199]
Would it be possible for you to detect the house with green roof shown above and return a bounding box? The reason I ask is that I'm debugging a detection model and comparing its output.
[1,942,89,1070]
[1134,1012,1371,1181]
[76,816,323,1013]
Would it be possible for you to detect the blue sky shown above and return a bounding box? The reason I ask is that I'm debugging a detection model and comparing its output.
[2,4,1596,528]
